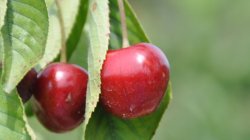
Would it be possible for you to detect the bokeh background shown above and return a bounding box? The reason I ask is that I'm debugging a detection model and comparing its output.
[129,0,250,140]
[28,0,250,139]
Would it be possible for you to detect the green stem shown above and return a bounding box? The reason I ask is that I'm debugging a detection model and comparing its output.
[118,0,129,48]
[55,0,67,63]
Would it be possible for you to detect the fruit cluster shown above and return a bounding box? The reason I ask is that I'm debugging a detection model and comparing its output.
[17,43,170,133]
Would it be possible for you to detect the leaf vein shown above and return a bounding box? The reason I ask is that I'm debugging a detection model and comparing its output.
[12,10,47,37]
[10,24,44,47]
[10,35,38,57]
[12,0,47,21]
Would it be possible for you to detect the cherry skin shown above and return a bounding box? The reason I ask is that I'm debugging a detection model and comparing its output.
[17,69,37,103]
[101,43,170,119]
[33,63,88,133]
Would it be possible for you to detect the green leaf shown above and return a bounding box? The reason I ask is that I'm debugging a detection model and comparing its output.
[0,0,7,30]
[38,0,89,68]
[0,84,35,140]
[85,0,172,140]
[0,0,7,63]
[1,0,49,93]
[83,0,110,137]
[69,30,89,69]
[86,85,172,140]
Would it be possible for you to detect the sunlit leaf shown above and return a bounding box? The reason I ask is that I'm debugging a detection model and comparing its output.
[1,0,49,93]
[83,0,110,137]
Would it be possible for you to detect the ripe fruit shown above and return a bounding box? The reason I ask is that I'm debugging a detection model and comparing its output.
[101,43,170,119]
[17,69,37,103]
[33,63,88,133]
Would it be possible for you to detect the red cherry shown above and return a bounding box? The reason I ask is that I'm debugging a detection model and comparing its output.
[33,63,88,133]
[17,69,37,103]
[101,43,170,119]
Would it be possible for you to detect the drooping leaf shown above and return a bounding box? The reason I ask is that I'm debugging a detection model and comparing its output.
[83,0,110,137]
[0,83,35,140]
[38,0,89,68]
[1,0,49,93]
[85,0,172,140]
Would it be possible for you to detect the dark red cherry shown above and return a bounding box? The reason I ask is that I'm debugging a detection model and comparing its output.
[101,43,170,119]
[33,63,88,133]
[17,69,37,103]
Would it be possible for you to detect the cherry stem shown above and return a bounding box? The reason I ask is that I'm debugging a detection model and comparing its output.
[55,0,67,63]
[118,0,129,48]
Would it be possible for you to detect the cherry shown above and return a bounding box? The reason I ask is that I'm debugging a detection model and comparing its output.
[17,69,37,103]
[101,43,170,119]
[33,63,88,133]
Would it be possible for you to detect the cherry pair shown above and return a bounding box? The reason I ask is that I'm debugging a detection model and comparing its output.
[17,43,170,133]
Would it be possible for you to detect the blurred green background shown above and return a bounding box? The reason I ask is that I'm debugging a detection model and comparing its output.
[129,0,250,140]
[28,0,250,139]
